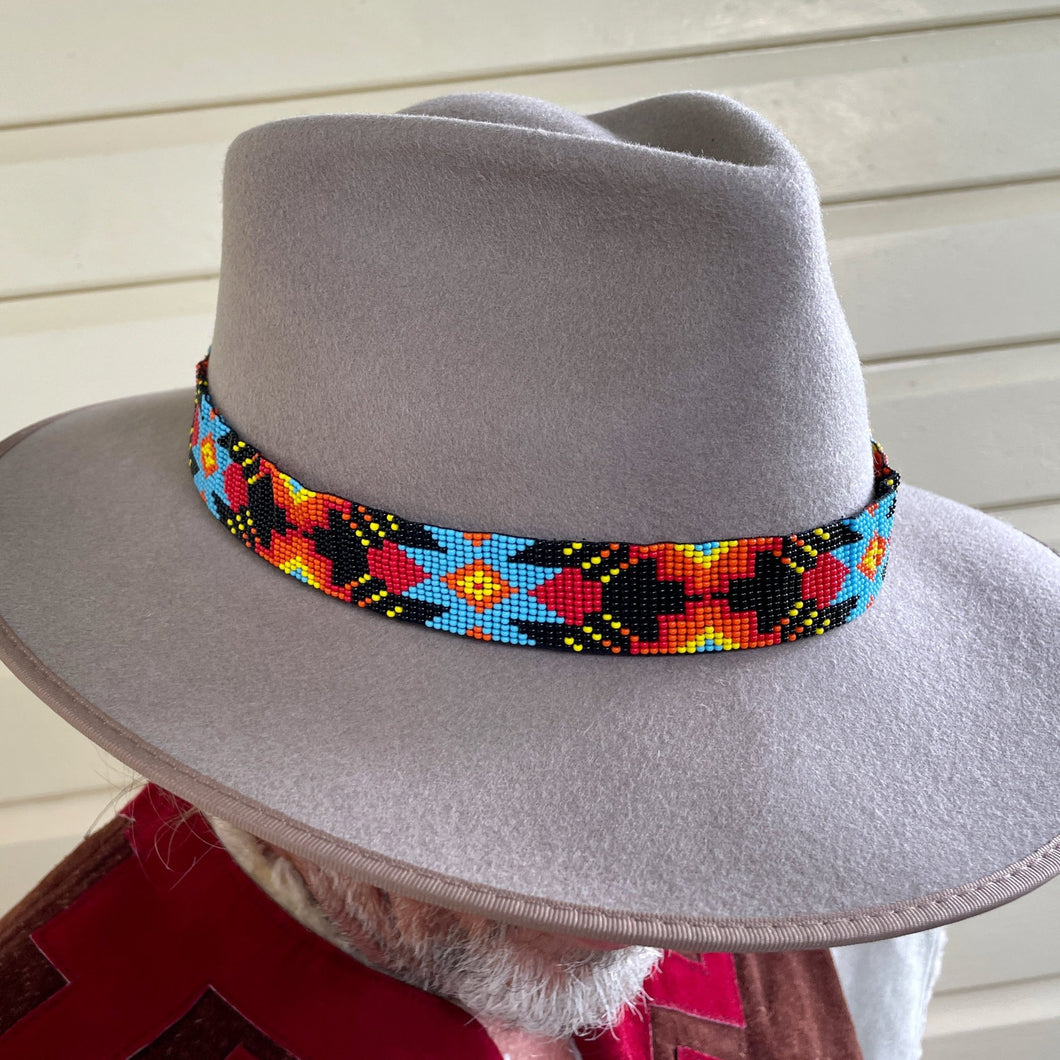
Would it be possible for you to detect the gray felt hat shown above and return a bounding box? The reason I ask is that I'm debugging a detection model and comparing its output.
[1,90,1058,952]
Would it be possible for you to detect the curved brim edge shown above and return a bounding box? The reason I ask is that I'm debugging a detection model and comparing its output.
[2,586,1058,953]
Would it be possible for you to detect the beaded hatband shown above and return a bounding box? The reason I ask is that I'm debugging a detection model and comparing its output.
[189,352,899,656]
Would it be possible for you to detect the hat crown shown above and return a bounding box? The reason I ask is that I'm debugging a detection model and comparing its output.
[207,90,873,543]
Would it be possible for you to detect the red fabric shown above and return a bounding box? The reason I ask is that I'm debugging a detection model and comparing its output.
[575,953,745,1060]
[1,786,498,1059]
[0,785,858,1059]
[647,952,745,1026]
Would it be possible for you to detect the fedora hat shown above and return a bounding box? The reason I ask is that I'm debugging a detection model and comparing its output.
[0,89,1057,952]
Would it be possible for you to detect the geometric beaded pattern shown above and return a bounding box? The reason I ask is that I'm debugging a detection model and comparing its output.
[189,351,900,656]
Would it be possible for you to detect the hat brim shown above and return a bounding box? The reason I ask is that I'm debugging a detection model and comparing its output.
[1,386,1058,951]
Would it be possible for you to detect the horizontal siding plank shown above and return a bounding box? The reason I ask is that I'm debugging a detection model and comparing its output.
[0,787,130,915]
[3,19,1060,299]
[934,877,1060,992]
[984,500,1060,552]
[4,2,1058,127]
[0,298,213,436]
[711,18,1060,200]
[926,1020,1060,1060]
[826,180,1060,360]
[0,836,92,914]
[923,975,1060,1059]
[863,342,1060,509]
[0,785,128,845]
[0,675,132,803]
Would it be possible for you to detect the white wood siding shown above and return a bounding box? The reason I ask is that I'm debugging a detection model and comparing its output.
[1,4,1057,1054]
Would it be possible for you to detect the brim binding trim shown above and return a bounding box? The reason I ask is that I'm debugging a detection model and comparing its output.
[2,592,1057,953]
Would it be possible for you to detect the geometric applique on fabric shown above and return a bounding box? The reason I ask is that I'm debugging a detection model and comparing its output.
[0,784,863,1058]
[190,350,899,656]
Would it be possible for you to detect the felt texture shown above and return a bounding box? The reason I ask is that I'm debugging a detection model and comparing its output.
[0,784,865,1059]
[208,808,932,1059]
[0,90,1057,950]
[1,385,1057,949]
[209,92,873,544]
